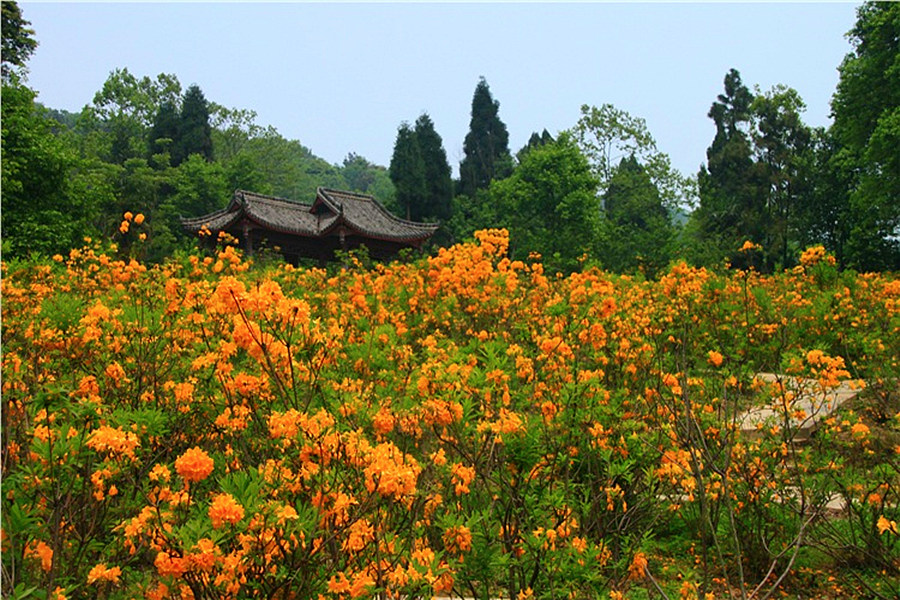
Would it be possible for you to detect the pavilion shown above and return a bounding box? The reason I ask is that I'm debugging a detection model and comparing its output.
[182,188,438,263]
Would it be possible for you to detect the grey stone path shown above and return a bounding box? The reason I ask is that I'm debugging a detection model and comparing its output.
[739,373,864,442]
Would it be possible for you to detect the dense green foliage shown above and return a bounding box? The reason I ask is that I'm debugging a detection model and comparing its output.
[1,79,84,256]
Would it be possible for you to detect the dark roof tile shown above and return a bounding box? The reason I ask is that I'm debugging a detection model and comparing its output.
[182,188,438,244]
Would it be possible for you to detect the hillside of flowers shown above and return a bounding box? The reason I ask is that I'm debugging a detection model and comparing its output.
[3,226,899,600]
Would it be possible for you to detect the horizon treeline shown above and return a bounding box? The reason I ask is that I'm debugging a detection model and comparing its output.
[2,1,898,272]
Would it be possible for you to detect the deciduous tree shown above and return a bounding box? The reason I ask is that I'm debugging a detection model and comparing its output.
[487,134,598,273]
[600,155,675,276]
[830,1,900,270]
[86,68,182,164]
[1,1,37,81]
[1,80,84,257]
[573,103,693,210]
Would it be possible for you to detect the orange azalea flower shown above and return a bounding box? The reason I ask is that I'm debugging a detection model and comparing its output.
[134,213,145,225]
[209,493,245,528]
[628,551,648,580]
[349,571,375,599]
[851,422,870,439]
[175,447,214,483]
[149,464,171,483]
[799,245,836,267]
[877,515,898,535]
[342,518,375,552]
[187,538,221,572]
[363,441,421,500]
[707,350,724,367]
[443,524,473,553]
[154,551,187,578]
[451,463,476,495]
[328,572,351,594]
[25,540,53,572]
[540,400,558,422]
[87,563,121,584]
[372,405,395,435]
[86,426,140,459]
[104,361,127,384]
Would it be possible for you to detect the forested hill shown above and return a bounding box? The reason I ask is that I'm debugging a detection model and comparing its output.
[3,1,899,272]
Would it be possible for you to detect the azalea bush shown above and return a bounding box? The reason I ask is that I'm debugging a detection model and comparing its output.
[2,229,899,599]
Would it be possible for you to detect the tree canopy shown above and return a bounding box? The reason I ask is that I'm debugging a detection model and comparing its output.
[176,84,213,165]
[414,113,453,222]
[487,134,599,273]
[829,2,900,270]
[1,1,37,81]
[599,155,676,276]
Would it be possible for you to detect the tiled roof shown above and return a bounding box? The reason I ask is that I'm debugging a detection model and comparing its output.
[183,188,438,243]
[317,188,439,242]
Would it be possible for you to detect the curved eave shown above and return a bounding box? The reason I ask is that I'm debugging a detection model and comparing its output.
[318,187,440,243]
[344,220,440,244]
[316,215,438,244]
[181,207,242,232]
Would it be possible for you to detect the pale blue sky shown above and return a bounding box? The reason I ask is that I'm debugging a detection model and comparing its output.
[22,2,860,179]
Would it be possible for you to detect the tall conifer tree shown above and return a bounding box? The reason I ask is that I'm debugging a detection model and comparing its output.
[459,77,512,198]
[176,84,213,166]
[389,123,426,221]
[695,69,766,267]
[149,100,180,163]
[414,113,452,221]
